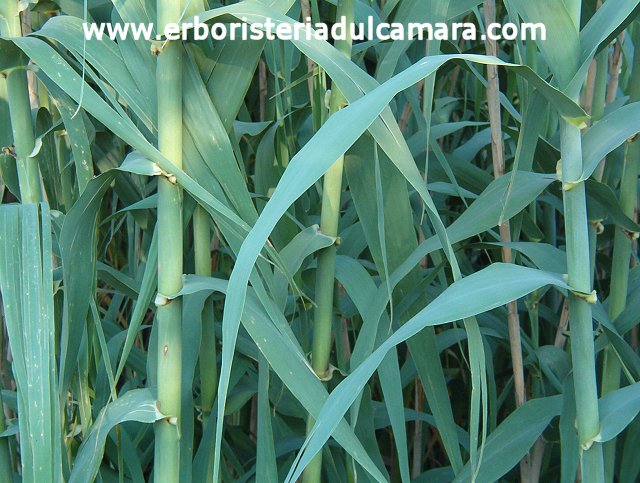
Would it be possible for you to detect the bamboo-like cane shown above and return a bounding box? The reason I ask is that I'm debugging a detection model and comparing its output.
[1,1,41,204]
[483,2,528,481]
[194,204,217,481]
[561,118,604,482]
[303,1,354,481]
[153,0,184,479]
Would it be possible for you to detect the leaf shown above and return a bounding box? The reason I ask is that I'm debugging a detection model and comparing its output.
[166,275,388,482]
[596,382,640,443]
[0,203,62,482]
[68,389,164,483]
[507,0,580,88]
[120,151,163,177]
[489,242,567,274]
[195,4,588,125]
[586,180,640,233]
[286,264,569,481]
[13,35,252,243]
[454,396,563,482]
[114,227,158,381]
[273,224,335,308]
[384,172,556,305]
[44,81,94,193]
[0,38,28,73]
[581,102,640,181]
[183,51,258,224]
[59,172,117,394]
[34,16,156,132]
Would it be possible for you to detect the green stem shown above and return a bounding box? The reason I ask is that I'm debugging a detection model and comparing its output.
[194,205,217,481]
[601,27,640,483]
[560,120,604,481]
[55,134,74,211]
[304,2,354,482]
[310,171,342,375]
[587,48,609,285]
[1,2,41,204]
[154,0,184,480]
[195,205,217,419]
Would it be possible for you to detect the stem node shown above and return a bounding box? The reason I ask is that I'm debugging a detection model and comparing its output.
[154,293,170,307]
[570,289,598,304]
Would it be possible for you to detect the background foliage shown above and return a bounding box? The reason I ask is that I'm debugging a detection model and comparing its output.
[1,0,640,482]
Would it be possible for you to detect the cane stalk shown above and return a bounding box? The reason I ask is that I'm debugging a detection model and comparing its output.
[303,1,354,481]
[545,2,605,478]
[194,204,217,481]
[195,206,217,421]
[1,0,41,204]
[483,1,528,480]
[561,118,604,482]
[601,26,640,483]
[153,0,184,480]
[586,48,608,286]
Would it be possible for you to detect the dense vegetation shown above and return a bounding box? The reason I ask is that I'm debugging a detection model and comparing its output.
[1,0,640,481]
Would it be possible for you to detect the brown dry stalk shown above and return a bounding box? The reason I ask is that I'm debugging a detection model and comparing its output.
[484,0,528,480]
[606,34,624,104]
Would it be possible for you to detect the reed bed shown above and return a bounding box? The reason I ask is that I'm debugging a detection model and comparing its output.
[1,0,640,482]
